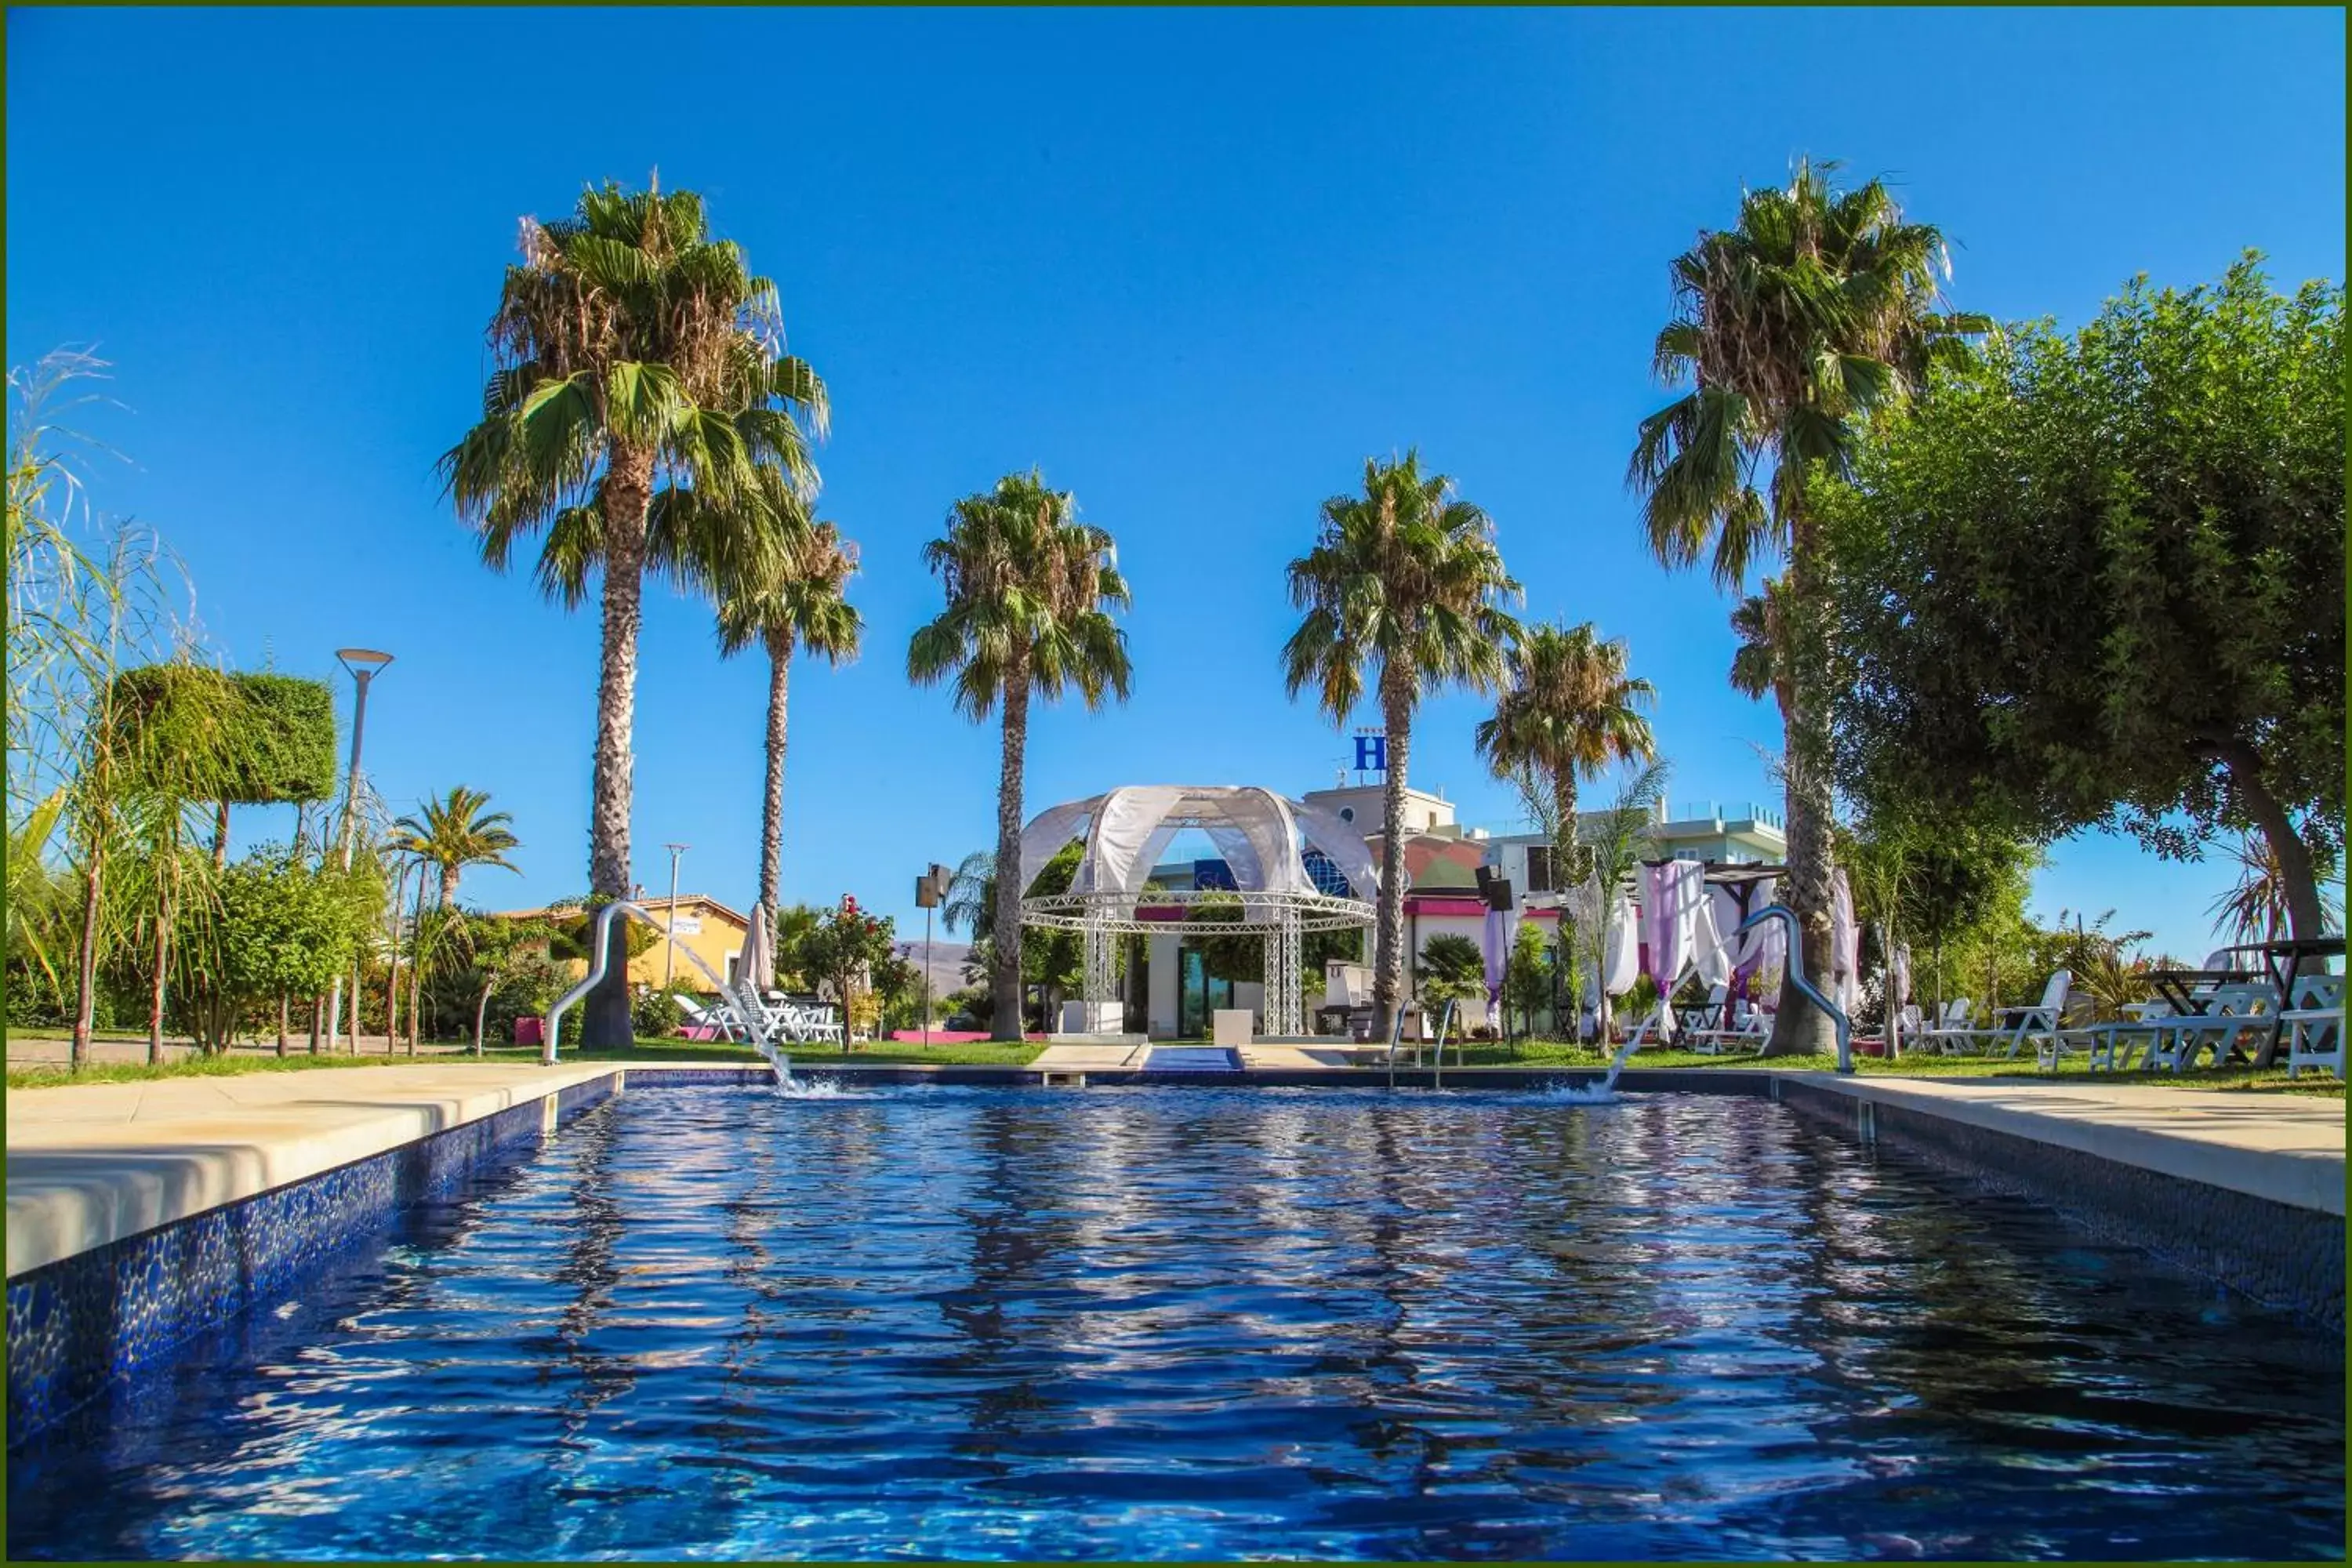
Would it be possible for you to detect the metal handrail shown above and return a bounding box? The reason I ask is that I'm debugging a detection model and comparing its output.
[1730,903,1853,1074]
[543,898,747,1065]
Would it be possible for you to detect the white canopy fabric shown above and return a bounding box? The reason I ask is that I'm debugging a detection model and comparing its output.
[1689,892,1732,988]
[1639,860,1708,985]
[1016,785,1379,914]
[1831,869,1860,1017]
[1601,892,1641,996]
[1017,796,1105,901]
[1285,797,1382,898]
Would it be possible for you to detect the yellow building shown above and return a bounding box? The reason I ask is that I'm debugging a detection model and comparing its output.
[495,894,755,994]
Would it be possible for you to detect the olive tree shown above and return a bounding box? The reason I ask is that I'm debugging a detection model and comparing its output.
[1827,255,2343,1024]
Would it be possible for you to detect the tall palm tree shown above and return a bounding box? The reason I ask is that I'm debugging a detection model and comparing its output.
[1727,576,1794,728]
[717,521,863,911]
[909,471,1132,1041]
[390,786,523,908]
[1475,621,1655,888]
[1628,158,1984,1055]
[443,180,824,1046]
[1283,451,1520,1036]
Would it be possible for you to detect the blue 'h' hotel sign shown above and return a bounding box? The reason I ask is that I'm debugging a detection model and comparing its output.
[1353,733,1386,773]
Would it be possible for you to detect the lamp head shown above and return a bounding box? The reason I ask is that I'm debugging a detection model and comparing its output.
[336,648,394,679]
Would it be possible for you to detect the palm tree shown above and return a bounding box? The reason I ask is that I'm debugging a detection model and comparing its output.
[1628,158,1984,1055]
[443,180,824,1047]
[1475,620,1655,889]
[1727,576,1795,727]
[716,521,862,911]
[2209,830,2343,949]
[908,474,1129,1044]
[909,470,1132,1040]
[940,849,996,940]
[1283,451,1520,1037]
[390,786,523,908]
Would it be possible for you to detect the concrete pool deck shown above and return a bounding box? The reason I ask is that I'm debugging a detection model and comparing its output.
[4,1062,624,1276]
[5,1060,2342,1282]
[1787,1073,2347,1218]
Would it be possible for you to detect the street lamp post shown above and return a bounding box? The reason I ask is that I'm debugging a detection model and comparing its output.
[321,648,394,1050]
[916,863,950,1048]
[662,842,689,989]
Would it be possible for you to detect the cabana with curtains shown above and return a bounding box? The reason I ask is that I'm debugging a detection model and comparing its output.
[1580,860,1860,1048]
[1014,786,1377,1037]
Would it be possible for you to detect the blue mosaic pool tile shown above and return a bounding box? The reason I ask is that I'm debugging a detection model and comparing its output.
[7,1079,617,1447]
[1778,1078,2345,1330]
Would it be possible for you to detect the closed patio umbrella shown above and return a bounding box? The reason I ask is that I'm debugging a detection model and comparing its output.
[743,900,776,993]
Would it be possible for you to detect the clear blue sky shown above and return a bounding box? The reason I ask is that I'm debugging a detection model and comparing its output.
[9,8,2343,961]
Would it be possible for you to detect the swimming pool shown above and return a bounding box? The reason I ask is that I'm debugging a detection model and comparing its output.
[8,1084,2343,1560]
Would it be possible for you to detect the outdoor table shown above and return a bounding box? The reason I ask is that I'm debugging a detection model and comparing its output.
[2224,937,2347,1062]
[2143,967,2257,1019]
[2241,936,2348,997]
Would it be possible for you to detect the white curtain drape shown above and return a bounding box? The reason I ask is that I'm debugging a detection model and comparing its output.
[1831,868,1860,1017]
[1601,892,1640,996]
[1639,860,1707,985]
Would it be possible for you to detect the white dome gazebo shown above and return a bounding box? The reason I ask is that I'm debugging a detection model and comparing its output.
[1014,785,1378,1038]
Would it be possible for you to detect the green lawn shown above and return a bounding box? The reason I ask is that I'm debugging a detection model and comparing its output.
[1427,1039,2345,1097]
[5,1035,1043,1088]
[5,1051,470,1091]
[7,1033,2333,1096]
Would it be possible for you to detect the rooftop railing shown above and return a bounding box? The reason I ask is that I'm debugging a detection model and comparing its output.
[1668,800,1785,830]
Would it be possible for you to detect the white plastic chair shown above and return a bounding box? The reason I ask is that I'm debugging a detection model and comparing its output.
[2151,979,2281,1071]
[1916,998,1975,1054]
[1947,971,2071,1061]
[1687,996,1768,1055]
[2281,975,2345,1080]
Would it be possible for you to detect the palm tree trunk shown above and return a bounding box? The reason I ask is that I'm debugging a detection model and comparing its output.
[148,820,177,1063]
[70,855,103,1073]
[759,636,792,910]
[989,665,1029,1041]
[212,800,230,869]
[1552,774,1580,885]
[1765,519,1838,1058]
[475,981,493,1056]
[584,444,656,1049]
[148,884,172,1063]
[441,866,459,909]
[386,862,411,1053]
[1372,674,1414,1040]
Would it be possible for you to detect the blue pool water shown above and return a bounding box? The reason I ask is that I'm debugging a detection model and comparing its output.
[8,1085,2343,1560]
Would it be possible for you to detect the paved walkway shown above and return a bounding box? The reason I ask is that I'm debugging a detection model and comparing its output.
[9,1035,474,1069]
[5,1061,678,1276]
[1798,1073,2346,1216]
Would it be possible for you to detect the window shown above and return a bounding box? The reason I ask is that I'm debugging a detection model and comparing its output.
[1524,845,1558,894]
